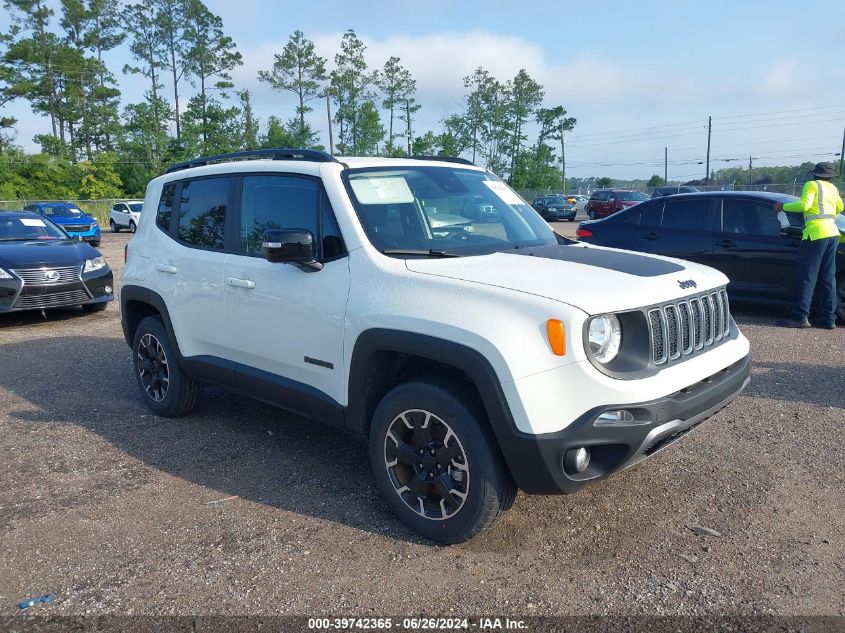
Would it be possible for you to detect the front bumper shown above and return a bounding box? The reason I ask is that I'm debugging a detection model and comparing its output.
[64,226,101,242]
[498,352,751,494]
[0,267,113,313]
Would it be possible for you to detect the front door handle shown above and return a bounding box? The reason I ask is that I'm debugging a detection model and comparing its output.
[226,277,256,289]
[715,239,734,248]
[642,232,660,240]
[155,263,178,274]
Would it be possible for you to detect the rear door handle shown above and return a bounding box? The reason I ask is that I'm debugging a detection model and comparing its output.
[642,232,660,240]
[226,277,256,289]
[715,239,734,248]
[155,263,178,274]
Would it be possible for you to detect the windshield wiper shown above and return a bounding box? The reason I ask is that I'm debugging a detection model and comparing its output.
[382,248,461,258]
[0,237,37,242]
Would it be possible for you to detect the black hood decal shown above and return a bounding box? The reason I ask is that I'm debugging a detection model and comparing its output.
[507,244,684,277]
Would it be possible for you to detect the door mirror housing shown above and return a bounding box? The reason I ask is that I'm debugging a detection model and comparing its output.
[262,229,323,272]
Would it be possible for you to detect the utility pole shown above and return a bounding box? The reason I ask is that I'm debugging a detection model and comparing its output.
[839,126,845,185]
[664,147,668,184]
[705,116,712,188]
[560,122,566,194]
[748,155,753,187]
[325,91,334,155]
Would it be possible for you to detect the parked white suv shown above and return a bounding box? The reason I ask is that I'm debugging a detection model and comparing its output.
[109,200,144,233]
[120,149,751,543]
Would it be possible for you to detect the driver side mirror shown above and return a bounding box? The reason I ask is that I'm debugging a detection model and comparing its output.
[779,226,803,239]
[262,229,323,272]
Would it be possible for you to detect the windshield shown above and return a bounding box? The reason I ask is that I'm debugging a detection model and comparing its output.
[128,203,143,212]
[618,191,649,201]
[0,215,67,241]
[344,166,558,255]
[547,196,569,204]
[41,205,84,217]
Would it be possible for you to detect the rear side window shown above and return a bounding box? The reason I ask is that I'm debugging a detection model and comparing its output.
[661,199,714,231]
[722,199,781,236]
[177,177,231,249]
[157,183,176,233]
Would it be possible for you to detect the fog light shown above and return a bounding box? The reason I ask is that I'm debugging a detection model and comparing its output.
[104,285,113,294]
[594,410,640,426]
[564,447,590,474]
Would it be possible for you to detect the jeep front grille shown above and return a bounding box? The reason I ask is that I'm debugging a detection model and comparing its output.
[648,289,730,366]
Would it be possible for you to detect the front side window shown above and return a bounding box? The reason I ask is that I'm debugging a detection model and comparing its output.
[661,199,714,231]
[618,191,648,201]
[722,199,781,236]
[344,166,557,255]
[177,177,230,249]
[239,175,319,255]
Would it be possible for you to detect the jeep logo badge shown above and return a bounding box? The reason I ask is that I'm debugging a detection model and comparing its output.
[43,270,60,282]
[677,279,697,290]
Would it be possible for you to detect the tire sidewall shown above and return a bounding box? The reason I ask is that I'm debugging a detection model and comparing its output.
[129,221,136,233]
[132,316,186,416]
[369,381,502,544]
[110,219,118,232]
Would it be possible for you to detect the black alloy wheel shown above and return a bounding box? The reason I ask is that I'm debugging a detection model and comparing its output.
[129,220,136,233]
[137,332,170,402]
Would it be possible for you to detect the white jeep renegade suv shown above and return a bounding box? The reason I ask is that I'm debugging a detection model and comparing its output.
[120,149,751,543]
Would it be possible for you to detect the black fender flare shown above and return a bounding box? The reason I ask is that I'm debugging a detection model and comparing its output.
[119,285,181,356]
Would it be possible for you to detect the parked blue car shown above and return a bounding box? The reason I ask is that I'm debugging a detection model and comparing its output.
[23,202,101,246]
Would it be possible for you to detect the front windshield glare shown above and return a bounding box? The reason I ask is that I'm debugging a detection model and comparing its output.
[345,166,558,255]
[42,205,83,216]
[0,216,67,240]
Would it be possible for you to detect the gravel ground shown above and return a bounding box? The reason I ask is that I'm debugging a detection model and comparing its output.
[0,229,843,619]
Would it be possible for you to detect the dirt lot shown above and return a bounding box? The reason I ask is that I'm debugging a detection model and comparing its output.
[0,228,843,618]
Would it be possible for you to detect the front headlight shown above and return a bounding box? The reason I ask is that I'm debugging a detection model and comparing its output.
[83,256,107,273]
[587,314,622,364]
[0,267,13,279]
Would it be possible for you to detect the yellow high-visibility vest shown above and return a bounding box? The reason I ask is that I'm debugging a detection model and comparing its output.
[782,180,843,240]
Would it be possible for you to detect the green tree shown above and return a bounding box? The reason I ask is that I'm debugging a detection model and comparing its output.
[122,2,166,159]
[180,93,240,156]
[260,115,297,149]
[257,30,326,146]
[155,0,190,141]
[596,177,612,188]
[183,0,242,153]
[647,174,665,187]
[77,151,122,197]
[238,89,258,150]
[376,56,416,155]
[330,30,379,155]
[504,69,543,184]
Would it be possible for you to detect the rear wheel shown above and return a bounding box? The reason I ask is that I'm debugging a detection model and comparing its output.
[132,316,201,417]
[110,219,120,233]
[369,377,516,544]
[129,220,137,234]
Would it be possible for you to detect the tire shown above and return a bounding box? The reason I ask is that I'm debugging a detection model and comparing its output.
[568,217,575,222]
[132,316,201,417]
[90,240,100,247]
[82,302,108,313]
[836,275,845,325]
[369,377,516,544]
[110,219,119,233]
[588,210,596,221]
[129,220,137,234]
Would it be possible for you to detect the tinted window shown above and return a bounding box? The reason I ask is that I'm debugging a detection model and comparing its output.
[640,203,663,226]
[321,190,345,259]
[618,191,648,201]
[177,177,230,249]
[239,175,318,255]
[157,183,176,234]
[661,198,713,230]
[722,199,781,236]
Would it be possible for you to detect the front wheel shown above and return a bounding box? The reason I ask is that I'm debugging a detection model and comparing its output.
[132,316,201,417]
[90,240,100,247]
[110,219,120,233]
[369,378,516,544]
[129,220,137,234]
[568,217,576,222]
[588,210,596,220]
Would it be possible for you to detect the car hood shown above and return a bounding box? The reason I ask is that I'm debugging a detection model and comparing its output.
[48,214,93,224]
[405,243,728,314]
[0,239,99,269]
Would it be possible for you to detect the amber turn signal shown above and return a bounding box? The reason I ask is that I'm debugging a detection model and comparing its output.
[546,319,566,356]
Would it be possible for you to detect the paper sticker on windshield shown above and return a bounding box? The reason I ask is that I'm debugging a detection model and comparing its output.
[482,180,524,206]
[20,218,46,227]
[350,176,414,205]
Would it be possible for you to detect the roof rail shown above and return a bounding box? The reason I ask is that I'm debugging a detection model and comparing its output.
[163,148,340,174]
[409,155,476,166]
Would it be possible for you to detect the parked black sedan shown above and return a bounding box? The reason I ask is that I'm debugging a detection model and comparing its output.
[0,211,114,314]
[575,191,845,322]
[532,195,578,221]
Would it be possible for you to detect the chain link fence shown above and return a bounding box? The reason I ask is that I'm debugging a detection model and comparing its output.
[0,199,120,223]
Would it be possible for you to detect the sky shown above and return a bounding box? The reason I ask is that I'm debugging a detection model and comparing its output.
[2,0,845,181]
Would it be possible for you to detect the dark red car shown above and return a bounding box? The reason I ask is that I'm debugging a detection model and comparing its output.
[585,189,649,220]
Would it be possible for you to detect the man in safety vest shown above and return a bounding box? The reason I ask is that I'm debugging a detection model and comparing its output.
[773,162,843,328]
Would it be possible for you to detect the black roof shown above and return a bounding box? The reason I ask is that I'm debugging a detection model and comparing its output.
[0,210,37,217]
[645,190,797,202]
